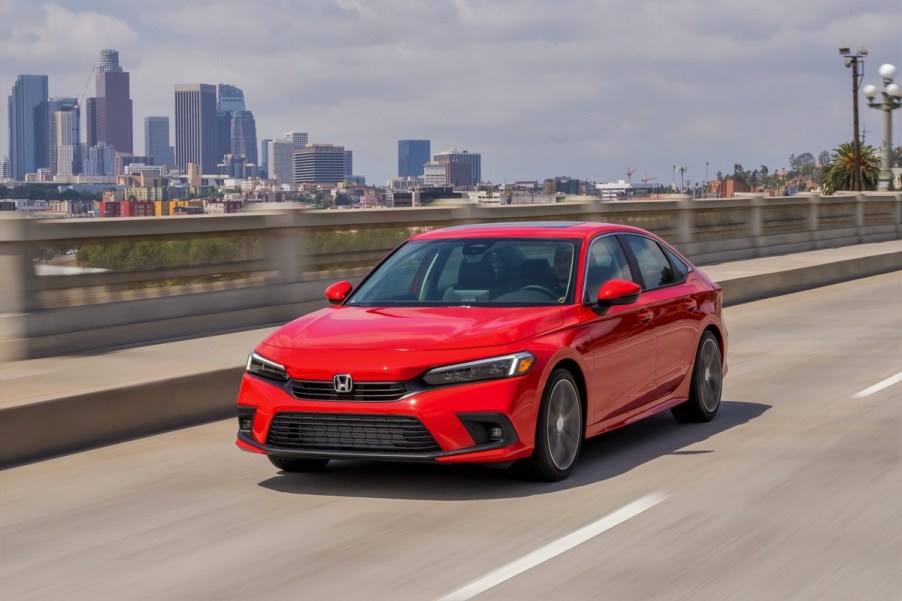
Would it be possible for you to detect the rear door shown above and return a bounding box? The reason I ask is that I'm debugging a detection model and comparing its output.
[622,234,701,400]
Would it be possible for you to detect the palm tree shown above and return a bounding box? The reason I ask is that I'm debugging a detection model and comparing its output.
[820,142,880,194]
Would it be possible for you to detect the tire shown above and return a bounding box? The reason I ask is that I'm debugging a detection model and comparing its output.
[523,369,583,481]
[672,331,723,423]
[268,456,330,472]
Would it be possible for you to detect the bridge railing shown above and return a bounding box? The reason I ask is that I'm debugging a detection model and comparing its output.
[1,193,899,359]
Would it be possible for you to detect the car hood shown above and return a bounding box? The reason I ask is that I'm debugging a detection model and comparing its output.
[262,305,564,352]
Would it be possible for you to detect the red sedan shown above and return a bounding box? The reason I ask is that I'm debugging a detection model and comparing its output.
[236,222,727,481]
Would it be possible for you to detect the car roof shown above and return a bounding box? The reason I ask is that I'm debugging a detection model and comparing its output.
[412,221,651,241]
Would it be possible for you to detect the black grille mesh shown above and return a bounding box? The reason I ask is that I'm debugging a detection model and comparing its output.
[267,412,440,454]
[290,380,407,401]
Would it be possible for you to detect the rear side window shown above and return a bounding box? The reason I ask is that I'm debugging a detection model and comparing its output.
[623,235,678,290]
[662,246,690,280]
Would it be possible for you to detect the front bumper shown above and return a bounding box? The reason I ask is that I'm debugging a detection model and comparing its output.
[235,372,539,464]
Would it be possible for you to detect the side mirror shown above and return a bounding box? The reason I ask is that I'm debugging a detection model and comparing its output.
[596,279,641,307]
[325,281,352,305]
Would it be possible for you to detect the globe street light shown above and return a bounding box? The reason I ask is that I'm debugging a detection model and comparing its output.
[863,63,902,191]
[840,46,868,191]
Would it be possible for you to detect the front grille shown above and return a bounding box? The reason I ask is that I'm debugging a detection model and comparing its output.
[267,412,441,454]
[290,379,407,401]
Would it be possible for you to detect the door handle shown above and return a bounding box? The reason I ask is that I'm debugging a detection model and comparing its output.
[637,310,654,324]
[683,299,698,311]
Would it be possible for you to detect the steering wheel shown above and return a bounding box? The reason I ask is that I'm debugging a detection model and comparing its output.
[519,285,560,299]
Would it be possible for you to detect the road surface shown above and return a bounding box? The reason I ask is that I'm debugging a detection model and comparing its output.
[2,272,900,600]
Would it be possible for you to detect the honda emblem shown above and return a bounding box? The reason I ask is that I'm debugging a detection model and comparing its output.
[333,374,353,393]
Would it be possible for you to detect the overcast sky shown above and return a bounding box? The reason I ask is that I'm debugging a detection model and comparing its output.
[2,0,900,185]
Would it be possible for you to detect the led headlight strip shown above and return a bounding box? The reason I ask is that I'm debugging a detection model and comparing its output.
[423,352,536,386]
[246,352,289,382]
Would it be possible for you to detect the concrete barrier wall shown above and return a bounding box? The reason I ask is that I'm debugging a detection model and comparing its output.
[1,193,899,360]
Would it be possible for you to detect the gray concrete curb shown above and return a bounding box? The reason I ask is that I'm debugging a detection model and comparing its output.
[1,248,899,469]
[718,250,902,306]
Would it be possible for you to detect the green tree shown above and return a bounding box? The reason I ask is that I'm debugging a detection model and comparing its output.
[820,142,880,194]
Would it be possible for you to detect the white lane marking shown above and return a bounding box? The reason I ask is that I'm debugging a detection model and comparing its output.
[853,372,902,399]
[437,491,667,601]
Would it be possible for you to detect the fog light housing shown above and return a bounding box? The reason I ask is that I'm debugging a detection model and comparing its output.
[237,406,256,433]
[458,413,518,447]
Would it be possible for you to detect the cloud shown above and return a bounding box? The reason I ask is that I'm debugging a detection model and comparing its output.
[2,0,900,183]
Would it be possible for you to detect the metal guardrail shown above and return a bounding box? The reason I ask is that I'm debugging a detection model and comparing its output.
[1,193,899,359]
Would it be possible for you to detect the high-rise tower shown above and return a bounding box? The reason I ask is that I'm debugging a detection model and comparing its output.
[174,84,217,173]
[49,97,80,176]
[8,75,49,181]
[87,49,133,154]
[398,140,430,178]
[145,116,175,168]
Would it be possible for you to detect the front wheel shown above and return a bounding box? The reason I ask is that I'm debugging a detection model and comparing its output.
[672,331,723,423]
[523,369,583,481]
[268,456,330,472]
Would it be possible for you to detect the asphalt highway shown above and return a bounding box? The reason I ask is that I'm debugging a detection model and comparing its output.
[1,272,900,601]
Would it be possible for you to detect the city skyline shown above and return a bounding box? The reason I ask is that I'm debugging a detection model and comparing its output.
[1,0,899,185]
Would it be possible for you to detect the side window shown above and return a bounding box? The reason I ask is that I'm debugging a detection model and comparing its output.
[624,235,677,290]
[584,236,632,302]
[662,246,690,281]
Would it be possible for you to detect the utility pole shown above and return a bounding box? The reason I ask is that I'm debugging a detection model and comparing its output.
[840,46,868,192]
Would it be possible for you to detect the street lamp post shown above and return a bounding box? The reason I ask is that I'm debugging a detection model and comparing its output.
[678,166,687,193]
[863,63,902,191]
[840,46,867,191]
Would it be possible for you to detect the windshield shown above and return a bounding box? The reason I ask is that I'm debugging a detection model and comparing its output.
[347,238,580,307]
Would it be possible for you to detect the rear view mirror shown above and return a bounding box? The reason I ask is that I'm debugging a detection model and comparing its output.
[325,281,352,305]
[596,279,641,307]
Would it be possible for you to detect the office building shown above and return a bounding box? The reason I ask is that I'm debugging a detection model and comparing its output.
[345,150,353,178]
[267,138,295,183]
[432,150,481,188]
[49,98,80,176]
[286,131,308,148]
[87,49,133,154]
[230,110,257,165]
[145,116,175,168]
[217,84,246,112]
[398,139,430,178]
[1,156,10,179]
[174,84,217,173]
[8,75,49,181]
[259,138,272,177]
[83,142,115,176]
[292,144,346,184]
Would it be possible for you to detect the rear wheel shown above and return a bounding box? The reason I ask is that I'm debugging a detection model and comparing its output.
[523,369,583,481]
[268,456,330,472]
[672,331,722,423]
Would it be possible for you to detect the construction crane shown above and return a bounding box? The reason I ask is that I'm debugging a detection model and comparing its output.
[641,173,657,183]
[626,167,636,183]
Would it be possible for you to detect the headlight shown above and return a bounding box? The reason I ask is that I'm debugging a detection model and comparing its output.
[246,351,288,382]
[423,352,536,386]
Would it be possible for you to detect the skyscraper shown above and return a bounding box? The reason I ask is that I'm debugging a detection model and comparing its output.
[230,111,257,165]
[260,138,272,177]
[398,139,430,178]
[174,84,217,173]
[215,84,256,167]
[145,116,175,168]
[8,74,49,181]
[217,84,246,112]
[49,98,80,176]
[87,49,133,154]
[268,138,295,183]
